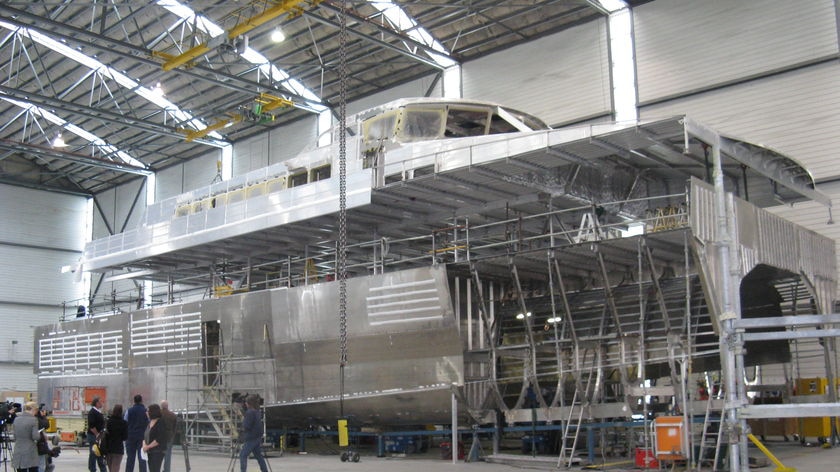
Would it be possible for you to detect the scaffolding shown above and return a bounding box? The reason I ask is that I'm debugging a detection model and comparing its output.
[166,325,270,451]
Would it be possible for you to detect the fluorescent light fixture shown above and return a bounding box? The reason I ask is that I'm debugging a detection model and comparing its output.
[52,133,67,148]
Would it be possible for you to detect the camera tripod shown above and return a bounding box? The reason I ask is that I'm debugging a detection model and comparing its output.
[226,438,273,472]
[1,423,13,472]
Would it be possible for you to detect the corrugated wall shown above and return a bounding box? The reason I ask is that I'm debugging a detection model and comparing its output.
[634,0,837,105]
[0,184,86,391]
[462,19,611,126]
[232,115,319,177]
[639,62,840,181]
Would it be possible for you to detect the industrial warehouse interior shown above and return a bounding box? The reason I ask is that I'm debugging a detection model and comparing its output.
[1,1,840,471]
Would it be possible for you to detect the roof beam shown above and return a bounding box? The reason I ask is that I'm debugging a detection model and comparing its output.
[0,139,152,176]
[305,5,454,70]
[0,86,198,143]
[0,6,325,110]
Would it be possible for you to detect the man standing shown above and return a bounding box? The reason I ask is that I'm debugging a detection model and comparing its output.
[87,397,106,472]
[160,400,177,472]
[125,394,149,472]
[239,395,268,472]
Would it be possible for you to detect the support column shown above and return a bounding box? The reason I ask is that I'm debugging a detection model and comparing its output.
[711,137,747,472]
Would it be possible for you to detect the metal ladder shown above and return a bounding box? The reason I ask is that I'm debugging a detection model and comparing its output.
[696,373,724,471]
[557,347,600,468]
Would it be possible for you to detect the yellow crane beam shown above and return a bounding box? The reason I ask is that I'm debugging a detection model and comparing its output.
[178,94,294,142]
[161,0,317,71]
[180,114,243,142]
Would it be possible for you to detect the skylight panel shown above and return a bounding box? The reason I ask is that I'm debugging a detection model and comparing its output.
[368,0,456,68]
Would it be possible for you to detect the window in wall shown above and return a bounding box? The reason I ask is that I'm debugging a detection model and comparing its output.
[398,109,444,141]
[288,170,309,188]
[445,108,489,137]
[363,111,398,144]
[310,165,332,182]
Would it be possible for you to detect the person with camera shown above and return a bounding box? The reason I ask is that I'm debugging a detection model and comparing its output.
[239,396,268,472]
[2,402,19,425]
[87,397,107,472]
[11,402,40,472]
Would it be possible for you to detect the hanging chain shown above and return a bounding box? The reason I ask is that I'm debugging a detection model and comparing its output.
[337,0,348,417]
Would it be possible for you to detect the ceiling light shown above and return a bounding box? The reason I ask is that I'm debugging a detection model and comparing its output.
[152,82,165,97]
[52,133,67,148]
[270,28,285,43]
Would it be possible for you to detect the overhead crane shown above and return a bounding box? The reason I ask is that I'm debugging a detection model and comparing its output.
[178,93,294,142]
[155,0,321,72]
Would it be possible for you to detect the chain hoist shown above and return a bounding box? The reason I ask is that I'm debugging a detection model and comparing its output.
[337,0,349,419]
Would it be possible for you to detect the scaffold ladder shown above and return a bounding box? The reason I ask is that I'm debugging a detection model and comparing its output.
[558,347,599,468]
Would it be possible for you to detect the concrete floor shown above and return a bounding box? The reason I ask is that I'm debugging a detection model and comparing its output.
[26,438,840,471]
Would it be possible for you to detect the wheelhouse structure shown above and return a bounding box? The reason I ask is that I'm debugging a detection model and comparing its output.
[37,100,838,462]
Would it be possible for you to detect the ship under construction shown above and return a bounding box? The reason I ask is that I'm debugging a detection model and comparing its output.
[36,99,840,466]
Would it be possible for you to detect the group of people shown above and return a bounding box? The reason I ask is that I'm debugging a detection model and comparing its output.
[13,392,268,472]
[9,402,60,472]
[86,394,177,472]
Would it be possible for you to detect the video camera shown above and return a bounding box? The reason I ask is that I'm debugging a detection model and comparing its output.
[0,401,20,425]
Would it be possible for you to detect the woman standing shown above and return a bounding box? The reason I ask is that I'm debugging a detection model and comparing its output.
[12,402,41,472]
[140,404,167,472]
[104,404,128,472]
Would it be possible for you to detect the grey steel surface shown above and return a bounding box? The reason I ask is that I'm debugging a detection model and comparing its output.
[36,266,463,426]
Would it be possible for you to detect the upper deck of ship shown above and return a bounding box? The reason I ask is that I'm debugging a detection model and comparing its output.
[77,99,828,293]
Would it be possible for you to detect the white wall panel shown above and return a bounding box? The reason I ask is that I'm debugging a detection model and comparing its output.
[635,0,838,104]
[0,245,83,304]
[183,151,221,193]
[0,365,37,391]
[155,164,185,202]
[0,184,87,250]
[233,133,270,176]
[347,74,442,117]
[231,116,318,177]
[155,148,219,201]
[0,305,60,363]
[462,19,611,126]
[640,62,840,181]
[0,184,86,392]
[268,115,319,164]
